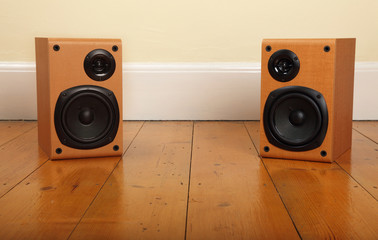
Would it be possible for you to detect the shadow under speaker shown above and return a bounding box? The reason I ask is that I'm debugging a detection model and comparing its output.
[35,38,123,159]
[260,39,356,162]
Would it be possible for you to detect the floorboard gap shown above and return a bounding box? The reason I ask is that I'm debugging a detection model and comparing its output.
[184,121,195,240]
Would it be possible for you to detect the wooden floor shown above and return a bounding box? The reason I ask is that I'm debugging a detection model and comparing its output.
[0,121,377,239]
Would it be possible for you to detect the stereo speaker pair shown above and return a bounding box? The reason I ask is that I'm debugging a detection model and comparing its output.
[260,38,356,162]
[36,37,355,162]
[35,38,123,159]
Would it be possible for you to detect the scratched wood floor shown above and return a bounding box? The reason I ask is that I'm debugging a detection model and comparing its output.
[0,121,377,239]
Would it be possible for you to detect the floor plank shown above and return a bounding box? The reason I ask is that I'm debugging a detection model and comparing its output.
[337,130,378,199]
[186,122,299,240]
[70,121,193,240]
[0,121,37,146]
[244,121,378,239]
[0,127,48,197]
[353,121,378,143]
[245,121,378,199]
[0,121,143,240]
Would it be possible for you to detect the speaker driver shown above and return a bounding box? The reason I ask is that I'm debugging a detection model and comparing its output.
[54,85,119,149]
[268,49,300,82]
[263,86,328,151]
[84,49,116,81]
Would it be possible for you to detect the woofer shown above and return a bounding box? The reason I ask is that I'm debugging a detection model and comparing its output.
[263,86,328,151]
[84,49,116,81]
[54,85,119,149]
[268,49,300,82]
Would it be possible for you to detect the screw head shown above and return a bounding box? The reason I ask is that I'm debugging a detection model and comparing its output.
[56,148,62,154]
[53,45,60,51]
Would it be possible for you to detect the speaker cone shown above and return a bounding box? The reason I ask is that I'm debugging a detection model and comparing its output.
[268,49,300,82]
[54,85,119,149]
[263,86,328,151]
[84,49,116,81]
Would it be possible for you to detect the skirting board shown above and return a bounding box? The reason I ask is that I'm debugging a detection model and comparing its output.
[0,62,377,120]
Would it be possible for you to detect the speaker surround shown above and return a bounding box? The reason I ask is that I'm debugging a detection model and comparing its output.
[260,39,355,162]
[35,38,123,159]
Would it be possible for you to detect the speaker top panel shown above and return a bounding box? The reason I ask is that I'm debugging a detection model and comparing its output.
[36,37,122,44]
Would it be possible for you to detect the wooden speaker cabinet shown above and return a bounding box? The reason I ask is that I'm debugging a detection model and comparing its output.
[260,38,356,162]
[35,38,123,160]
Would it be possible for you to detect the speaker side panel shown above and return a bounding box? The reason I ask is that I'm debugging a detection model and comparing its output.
[332,39,356,160]
[35,38,52,157]
[46,38,123,159]
[260,39,337,162]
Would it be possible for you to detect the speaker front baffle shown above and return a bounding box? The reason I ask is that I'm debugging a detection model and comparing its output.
[35,38,123,160]
[260,38,356,162]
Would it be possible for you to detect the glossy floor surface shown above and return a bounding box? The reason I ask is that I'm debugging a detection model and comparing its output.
[0,121,377,239]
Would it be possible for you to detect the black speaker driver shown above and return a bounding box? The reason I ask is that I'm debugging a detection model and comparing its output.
[263,86,328,151]
[84,49,116,81]
[54,85,120,149]
[268,49,300,82]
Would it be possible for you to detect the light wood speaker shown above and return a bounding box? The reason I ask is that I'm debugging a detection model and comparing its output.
[260,39,356,162]
[35,38,123,160]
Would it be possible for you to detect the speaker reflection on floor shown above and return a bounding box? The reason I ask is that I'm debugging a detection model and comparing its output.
[35,38,123,160]
[260,39,356,162]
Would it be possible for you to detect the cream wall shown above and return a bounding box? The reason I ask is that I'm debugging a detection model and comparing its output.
[1,0,378,62]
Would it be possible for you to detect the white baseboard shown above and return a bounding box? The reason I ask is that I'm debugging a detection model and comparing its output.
[0,62,377,120]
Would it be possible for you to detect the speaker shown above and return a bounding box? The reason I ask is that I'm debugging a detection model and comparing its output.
[260,39,356,162]
[35,38,123,159]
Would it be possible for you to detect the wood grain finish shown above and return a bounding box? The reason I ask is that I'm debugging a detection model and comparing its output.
[70,121,193,240]
[353,121,378,143]
[337,129,378,199]
[0,121,377,239]
[247,121,378,200]
[35,38,51,157]
[260,39,356,162]
[35,38,123,159]
[263,159,378,239]
[245,121,378,239]
[186,122,299,240]
[0,127,48,197]
[0,121,36,146]
[0,121,143,239]
[333,39,356,159]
